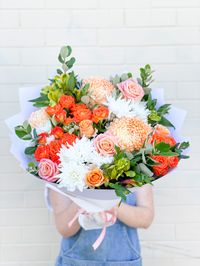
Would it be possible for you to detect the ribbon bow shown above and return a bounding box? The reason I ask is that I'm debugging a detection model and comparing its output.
[68,208,117,250]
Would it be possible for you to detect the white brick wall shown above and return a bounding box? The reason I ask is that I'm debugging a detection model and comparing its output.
[0,1,200,265]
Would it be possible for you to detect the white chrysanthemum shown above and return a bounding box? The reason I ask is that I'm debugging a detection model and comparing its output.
[106,96,150,122]
[57,161,89,191]
[57,137,113,191]
[58,136,113,167]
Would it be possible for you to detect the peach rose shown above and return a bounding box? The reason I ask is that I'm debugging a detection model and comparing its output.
[86,168,105,188]
[94,131,118,156]
[82,77,114,105]
[154,124,170,136]
[38,158,59,182]
[79,120,95,138]
[117,78,144,101]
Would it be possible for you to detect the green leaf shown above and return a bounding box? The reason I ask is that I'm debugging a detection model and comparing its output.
[147,93,157,110]
[25,146,36,155]
[158,151,179,157]
[127,72,133,78]
[67,72,76,91]
[108,183,130,201]
[57,69,63,75]
[157,104,171,115]
[80,83,90,97]
[60,46,72,58]
[26,124,32,134]
[179,154,190,159]
[155,142,171,152]
[111,75,120,86]
[58,54,64,63]
[15,127,27,139]
[179,141,190,150]
[138,163,154,177]
[125,170,136,177]
[27,162,38,175]
[15,124,32,140]
[146,157,161,166]
[22,134,32,140]
[120,73,129,81]
[33,128,38,139]
[66,57,76,69]
[29,93,49,107]
[159,116,175,129]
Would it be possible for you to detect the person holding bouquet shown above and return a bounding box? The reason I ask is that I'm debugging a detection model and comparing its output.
[6,45,189,266]
[47,184,154,266]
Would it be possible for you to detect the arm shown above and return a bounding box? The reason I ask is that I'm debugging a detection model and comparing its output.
[48,188,81,237]
[116,184,154,229]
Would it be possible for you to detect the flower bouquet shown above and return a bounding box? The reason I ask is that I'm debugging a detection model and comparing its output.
[6,45,189,248]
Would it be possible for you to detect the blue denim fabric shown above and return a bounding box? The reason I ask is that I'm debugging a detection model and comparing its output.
[55,193,142,266]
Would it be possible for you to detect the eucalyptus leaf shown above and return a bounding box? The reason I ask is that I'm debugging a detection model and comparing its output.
[66,57,76,69]
[138,163,154,177]
[25,146,36,155]
[60,46,72,58]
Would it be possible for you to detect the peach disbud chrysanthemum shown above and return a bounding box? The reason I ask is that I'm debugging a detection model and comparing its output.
[82,77,114,105]
[28,108,52,134]
[109,117,151,152]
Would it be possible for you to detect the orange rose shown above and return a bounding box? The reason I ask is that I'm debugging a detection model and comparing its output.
[72,104,92,123]
[151,133,176,147]
[38,132,48,145]
[63,117,74,126]
[151,155,169,177]
[167,156,179,168]
[60,132,78,146]
[151,155,179,177]
[46,104,62,116]
[49,140,62,164]
[51,126,64,139]
[34,145,50,162]
[79,120,95,138]
[59,95,75,109]
[92,106,109,124]
[86,168,105,188]
[55,110,67,123]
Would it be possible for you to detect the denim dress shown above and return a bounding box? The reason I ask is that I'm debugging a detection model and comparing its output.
[55,193,142,266]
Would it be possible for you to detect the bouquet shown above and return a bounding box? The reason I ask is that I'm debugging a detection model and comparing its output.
[6,45,189,248]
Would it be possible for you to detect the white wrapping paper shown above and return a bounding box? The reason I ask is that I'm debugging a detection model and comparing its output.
[5,87,189,215]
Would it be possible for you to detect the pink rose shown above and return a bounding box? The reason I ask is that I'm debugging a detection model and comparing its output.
[117,78,144,101]
[94,131,118,156]
[38,159,59,182]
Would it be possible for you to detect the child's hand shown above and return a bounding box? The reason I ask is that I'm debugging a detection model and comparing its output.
[78,208,117,230]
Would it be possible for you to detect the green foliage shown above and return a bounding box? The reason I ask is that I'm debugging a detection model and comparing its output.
[25,146,37,155]
[29,93,50,107]
[110,72,133,86]
[57,45,75,74]
[172,141,190,159]
[15,121,32,140]
[138,64,154,95]
[29,45,78,106]
[153,141,179,157]
[146,92,175,129]
[107,182,131,201]
[27,162,38,176]
[102,147,131,180]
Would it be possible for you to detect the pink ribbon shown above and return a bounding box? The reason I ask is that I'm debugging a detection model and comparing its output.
[68,208,117,250]
[68,208,86,228]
